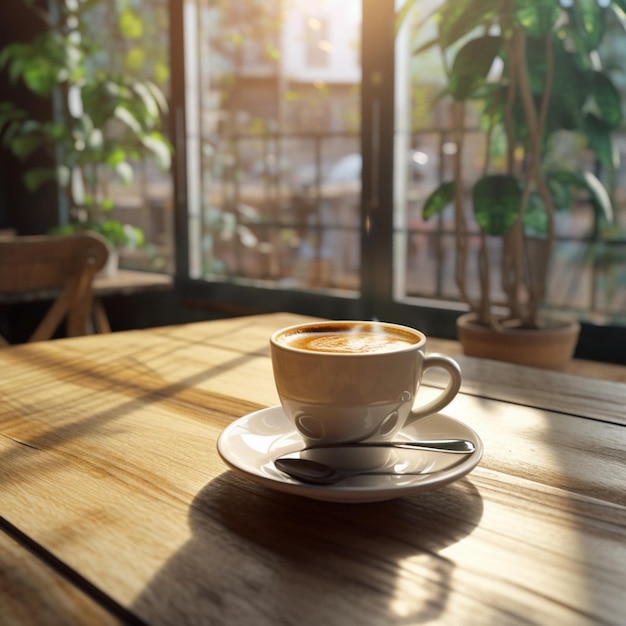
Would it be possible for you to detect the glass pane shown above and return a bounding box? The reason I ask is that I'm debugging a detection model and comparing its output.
[184,0,362,294]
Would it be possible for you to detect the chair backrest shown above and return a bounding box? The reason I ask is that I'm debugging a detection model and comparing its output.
[0,232,109,343]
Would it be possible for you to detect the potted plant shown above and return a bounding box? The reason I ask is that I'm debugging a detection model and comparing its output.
[402,0,621,368]
[50,197,145,277]
[0,0,171,271]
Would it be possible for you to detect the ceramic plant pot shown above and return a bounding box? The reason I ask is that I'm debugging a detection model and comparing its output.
[97,246,119,278]
[456,313,581,370]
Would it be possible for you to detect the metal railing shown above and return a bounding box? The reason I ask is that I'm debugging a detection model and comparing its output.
[117,127,626,325]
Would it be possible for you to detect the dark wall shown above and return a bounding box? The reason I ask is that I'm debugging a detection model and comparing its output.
[0,0,59,235]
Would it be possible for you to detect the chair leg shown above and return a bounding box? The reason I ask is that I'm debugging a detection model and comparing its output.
[67,262,97,337]
[29,280,78,342]
[92,299,111,334]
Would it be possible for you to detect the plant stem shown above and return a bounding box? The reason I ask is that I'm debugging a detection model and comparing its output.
[502,32,522,321]
[478,232,491,326]
[480,120,494,326]
[513,28,555,328]
[452,100,478,317]
[527,34,556,326]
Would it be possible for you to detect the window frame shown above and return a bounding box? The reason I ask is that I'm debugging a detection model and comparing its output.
[167,0,476,334]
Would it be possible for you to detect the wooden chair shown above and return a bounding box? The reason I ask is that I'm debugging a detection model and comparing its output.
[0,232,109,345]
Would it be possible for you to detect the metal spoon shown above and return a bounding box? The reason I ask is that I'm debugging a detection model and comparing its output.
[274,439,474,486]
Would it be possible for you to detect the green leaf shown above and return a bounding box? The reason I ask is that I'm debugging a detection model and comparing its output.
[106,147,127,168]
[20,119,43,135]
[101,197,115,211]
[522,191,548,236]
[119,9,144,39]
[23,167,57,192]
[1,120,23,146]
[141,134,172,170]
[547,169,585,188]
[481,84,509,128]
[472,174,522,235]
[548,169,613,223]
[422,181,455,220]
[114,106,142,134]
[129,226,145,247]
[153,62,170,86]
[449,35,503,101]
[583,113,618,175]
[590,71,623,129]
[49,223,79,236]
[513,0,561,37]
[0,46,14,71]
[22,61,58,95]
[114,161,134,185]
[144,80,169,115]
[10,133,43,160]
[87,128,104,151]
[613,0,626,17]
[0,104,28,144]
[438,0,499,50]
[131,81,159,120]
[49,121,67,141]
[582,170,613,223]
[90,220,144,248]
[528,36,590,132]
[125,47,146,71]
[98,219,127,246]
[568,0,606,51]
[412,35,440,57]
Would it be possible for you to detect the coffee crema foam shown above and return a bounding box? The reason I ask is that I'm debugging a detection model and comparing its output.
[282,330,417,353]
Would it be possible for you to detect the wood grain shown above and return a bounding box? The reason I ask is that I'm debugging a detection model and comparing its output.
[0,527,123,625]
[1,313,625,626]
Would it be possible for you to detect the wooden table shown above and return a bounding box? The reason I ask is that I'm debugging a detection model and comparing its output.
[0,269,173,340]
[1,312,625,625]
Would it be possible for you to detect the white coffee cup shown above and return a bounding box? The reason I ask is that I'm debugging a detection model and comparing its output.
[270,321,462,449]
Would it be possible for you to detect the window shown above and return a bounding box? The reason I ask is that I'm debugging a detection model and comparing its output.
[170,0,626,352]
[172,0,364,318]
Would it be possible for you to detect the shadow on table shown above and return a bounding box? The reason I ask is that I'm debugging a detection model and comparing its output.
[131,472,483,626]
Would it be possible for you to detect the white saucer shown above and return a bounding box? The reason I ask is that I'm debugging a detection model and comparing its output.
[217,406,483,503]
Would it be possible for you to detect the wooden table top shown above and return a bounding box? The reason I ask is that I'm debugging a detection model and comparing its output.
[1,312,625,626]
[92,269,173,296]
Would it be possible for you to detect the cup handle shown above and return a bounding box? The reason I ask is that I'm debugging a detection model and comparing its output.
[406,353,462,424]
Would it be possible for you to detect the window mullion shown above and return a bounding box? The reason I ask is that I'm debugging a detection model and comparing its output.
[360,0,395,321]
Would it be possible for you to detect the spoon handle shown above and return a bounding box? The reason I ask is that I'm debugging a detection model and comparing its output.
[309,438,475,454]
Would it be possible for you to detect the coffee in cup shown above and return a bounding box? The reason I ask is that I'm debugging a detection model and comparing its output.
[270,321,462,448]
